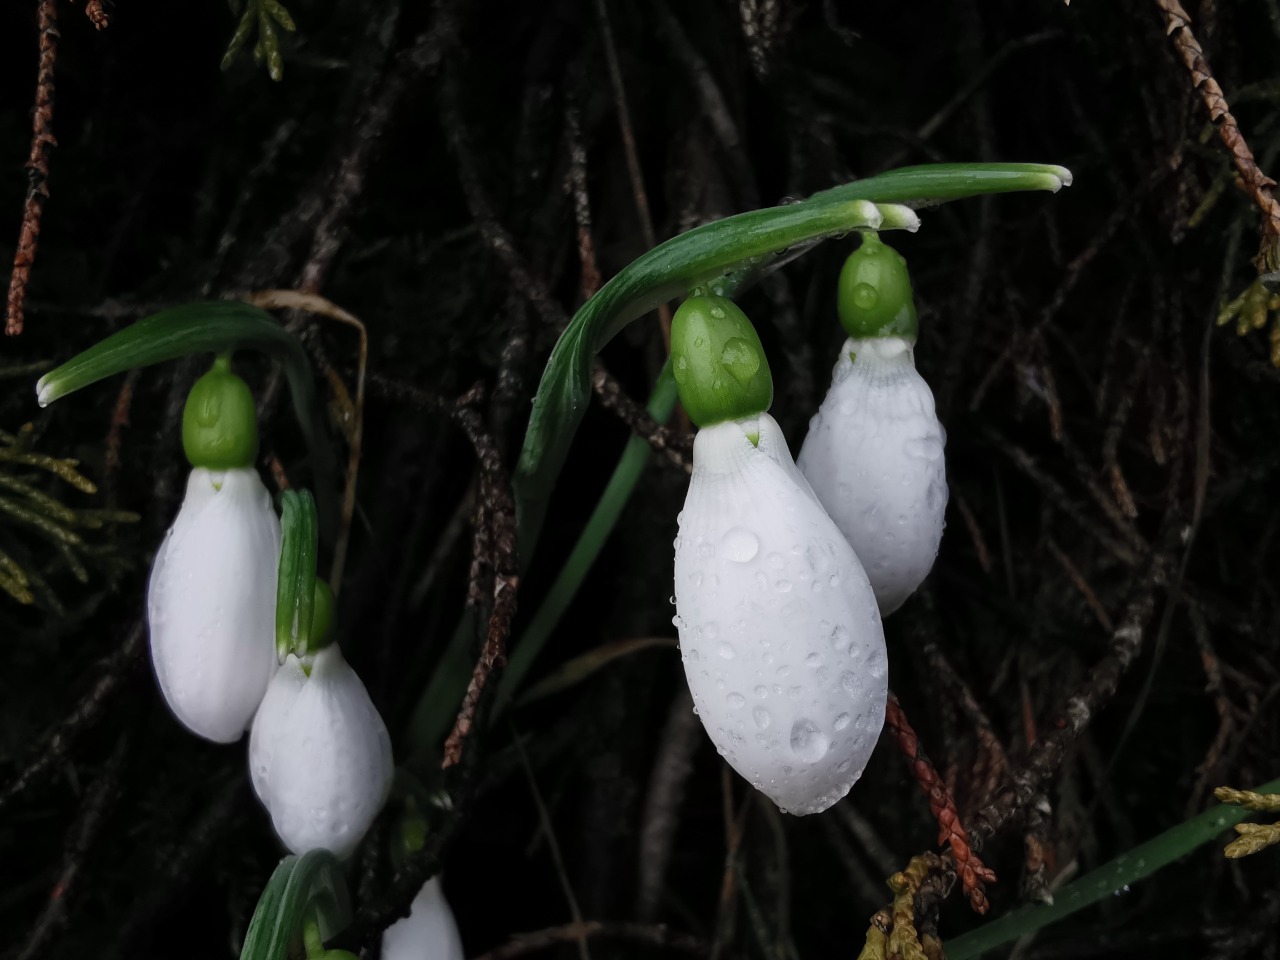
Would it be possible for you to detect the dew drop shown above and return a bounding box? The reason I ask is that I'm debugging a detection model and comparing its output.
[805,653,822,668]
[840,671,861,694]
[754,685,768,698]
[752,707,772,729]
[727,692,746,708]
[829,624,851,653]
[673,354,689,384]
[851,282,878,310]
[789,719,829,762]
[776,579,792,593]
[721,526,760,562]
[904,436,944,461]
[834,712,851,731]
[709,305,726,319]
[719,338,761,385]
[717,641,736,660]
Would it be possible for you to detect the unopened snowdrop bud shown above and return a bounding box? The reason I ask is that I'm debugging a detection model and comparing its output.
[249,630,393,858]
[799,238,947,615]
[674,413,888,815]
[381,877,465,960]
[147,359,279,743]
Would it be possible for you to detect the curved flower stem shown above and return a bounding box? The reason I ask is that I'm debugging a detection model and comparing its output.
[35,300,337,540]
[515,163,1071,559]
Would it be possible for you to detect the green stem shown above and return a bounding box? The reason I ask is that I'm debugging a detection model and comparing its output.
[946,775,1280,959]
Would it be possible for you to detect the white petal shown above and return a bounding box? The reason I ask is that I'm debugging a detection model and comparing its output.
[147,467,281,743]
[249,646,393,858]
[381,877,465,960]
[674,414,887,816]
[248,656,307,803]
[798,337,948,615]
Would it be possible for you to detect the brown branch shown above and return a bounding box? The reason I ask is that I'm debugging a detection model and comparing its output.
[591,362,692,471]
[885,692,996,914]
[6,0,60,337]
[968,518,1183,847]
[362,374,518,770]
[0,623,144,815]
[472,921,706,960]
[14,733,129,960]
[1155,0,1280,260]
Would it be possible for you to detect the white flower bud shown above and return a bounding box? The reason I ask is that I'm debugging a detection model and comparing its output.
[674,413,888,815]
[381,877,465,960]
[147,467,280,743]
[798,337,947,615]
[249,645,393,858]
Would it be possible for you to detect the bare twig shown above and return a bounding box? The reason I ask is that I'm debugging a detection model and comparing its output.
[885,693,996,914]
[969,519,1184,847]
[15,733,129,960]
[0,623,144,815]
[591,363,692,471]
[1155,0,1280,259]
[6,0,60,336]
[513,732,592,960]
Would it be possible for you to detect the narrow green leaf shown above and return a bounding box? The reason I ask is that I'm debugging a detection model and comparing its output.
[240,850,352,960]
[34,300,337,541]
[514,163,1071,557]
[276,489,317,661]
[221,5,257,71]
[946,775,1280,959]
[815,162,1072,208]
[264,0,296,31]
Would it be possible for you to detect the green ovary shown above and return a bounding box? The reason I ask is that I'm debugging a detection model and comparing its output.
[836,233,918,340]
[671,295,773,427]
[181,355,260,469]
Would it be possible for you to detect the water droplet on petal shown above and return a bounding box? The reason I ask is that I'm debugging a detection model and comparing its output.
[834,713,851,731]
[721,526,760,562]
[727,692,745,708]
[752,707,772,729]
[717,641,736,660]
[789,719,829,762]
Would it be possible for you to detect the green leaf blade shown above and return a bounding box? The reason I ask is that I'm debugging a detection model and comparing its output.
[240,850,352,960]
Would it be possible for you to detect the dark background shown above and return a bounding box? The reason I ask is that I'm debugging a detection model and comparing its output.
[2,0,1279,958]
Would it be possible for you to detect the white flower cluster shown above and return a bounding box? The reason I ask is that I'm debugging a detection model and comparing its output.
[673,292,947,817]
[147,463,392,860]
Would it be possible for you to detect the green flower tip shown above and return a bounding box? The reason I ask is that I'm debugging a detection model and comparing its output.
[837,233,918,341]
[182,356,260,469]
[670,294,773,427]
[308,579,336,651]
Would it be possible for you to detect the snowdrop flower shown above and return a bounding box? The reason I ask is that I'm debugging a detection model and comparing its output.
[671,295,888,816]
[381,877,465,960]
[799,235,947,615]
[249,612,393,858]
[147,357,280,743]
